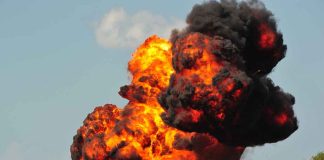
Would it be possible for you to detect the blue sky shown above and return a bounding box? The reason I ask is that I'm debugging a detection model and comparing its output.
[0,0,323,159]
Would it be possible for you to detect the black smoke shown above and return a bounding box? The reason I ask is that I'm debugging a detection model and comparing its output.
[171,0,287,76]
[159,0,298,147]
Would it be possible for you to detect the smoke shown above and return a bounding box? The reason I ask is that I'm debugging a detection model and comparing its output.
[159,0,297,147]
[171,0,287,76]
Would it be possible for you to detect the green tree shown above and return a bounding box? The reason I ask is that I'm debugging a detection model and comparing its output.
[312,152,324,160]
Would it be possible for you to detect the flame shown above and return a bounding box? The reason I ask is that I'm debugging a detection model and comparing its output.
[175,33,222,85]
[103,35,195,160]
[259,23,276,49]
[71,35,246,160]
[275,113,288,126]
[71,35,199,160]
[167,33,250,126]
[128,35,174,99]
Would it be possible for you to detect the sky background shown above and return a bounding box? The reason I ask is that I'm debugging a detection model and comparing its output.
[0,0,323,159]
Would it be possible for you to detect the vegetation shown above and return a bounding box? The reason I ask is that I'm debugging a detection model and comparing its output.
[312,152,324,160]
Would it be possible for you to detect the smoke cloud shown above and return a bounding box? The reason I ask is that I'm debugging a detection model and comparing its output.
[159,0,297,147]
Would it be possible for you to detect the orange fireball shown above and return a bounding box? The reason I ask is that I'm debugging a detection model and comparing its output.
[71,36,244,160]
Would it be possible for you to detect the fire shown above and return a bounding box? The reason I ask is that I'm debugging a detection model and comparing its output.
[259,23,276,49]
[72,1,298,159]
[275,113,288,126]
[174,33,222,85]
[71,35,245,160]
[72,36,193,160]
[127,35,174,100]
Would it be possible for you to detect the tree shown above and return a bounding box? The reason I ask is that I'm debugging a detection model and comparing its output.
[312,152,324,160]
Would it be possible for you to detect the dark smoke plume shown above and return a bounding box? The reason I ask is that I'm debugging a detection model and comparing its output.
[171,0,287,76]
[160,0,298,146]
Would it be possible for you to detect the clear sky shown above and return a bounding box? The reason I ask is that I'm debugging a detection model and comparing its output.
[0,0,323,159]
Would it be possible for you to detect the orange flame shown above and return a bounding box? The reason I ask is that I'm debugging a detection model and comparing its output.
[71,35,244,160]
[105,36,196,160]
[72,36,198,160]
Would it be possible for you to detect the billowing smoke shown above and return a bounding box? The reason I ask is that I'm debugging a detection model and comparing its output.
[159,0,297,146]
[71,0,298,159]
[171,0,287,76]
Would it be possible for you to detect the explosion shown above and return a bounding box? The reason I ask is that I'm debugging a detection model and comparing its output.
[71,1,298,160]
